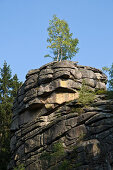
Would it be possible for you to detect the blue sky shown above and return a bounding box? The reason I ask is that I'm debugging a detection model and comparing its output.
[0,0,113,82]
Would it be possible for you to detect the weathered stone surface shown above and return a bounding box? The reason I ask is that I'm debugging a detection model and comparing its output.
[24,74,38,91]
[10,115,19,131]
[13,61,107,115]
[79,68,96,79]
[52,60,76,69]
[95,72,107,83]
[24,88,37,103]
[38,73,53,85]
[96,81,106,90]
[9,61,113,170]
[37,79,81,96]
[26,69,39,78]
[44,91,79,104]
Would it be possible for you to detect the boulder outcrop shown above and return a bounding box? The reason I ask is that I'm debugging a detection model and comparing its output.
[8,61,113,170]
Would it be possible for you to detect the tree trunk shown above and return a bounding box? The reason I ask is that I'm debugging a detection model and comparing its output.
[57,49,60,61]
[60,48,62,61]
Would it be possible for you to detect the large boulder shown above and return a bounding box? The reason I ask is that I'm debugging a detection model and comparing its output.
[8,61,113,170]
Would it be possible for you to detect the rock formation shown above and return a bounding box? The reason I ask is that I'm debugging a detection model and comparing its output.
[8,61,113,170]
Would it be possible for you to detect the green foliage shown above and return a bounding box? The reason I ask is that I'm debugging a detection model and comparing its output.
[58,159,81,170]
[95,89,107,95]
[40,142,82,170]
[40,151,51,166]
[108,63,113,91]
[106,91,113,99]
[102,64,113,100]
[58,160,72,170]
[40,142,65,168]
[78,80,95,106]
[45,15,79,61]
[58,145,82,170]
[95,85,113,100]
[52,142,64,155]
[0,61,22,170]
[71,107,84,115]
[102,66,110,72]
[14,164,25,170]
[102,63,113,91]
[11,74,22,98]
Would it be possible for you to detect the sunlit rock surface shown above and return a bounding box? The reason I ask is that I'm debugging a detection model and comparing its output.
[8,61,113,170]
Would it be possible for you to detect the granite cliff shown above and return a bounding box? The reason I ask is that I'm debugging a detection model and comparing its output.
[8,61,113,170]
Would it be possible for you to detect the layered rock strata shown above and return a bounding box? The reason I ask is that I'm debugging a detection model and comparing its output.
[8,61,113,170]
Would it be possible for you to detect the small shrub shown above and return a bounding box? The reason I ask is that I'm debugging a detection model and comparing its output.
[40,151,51,165]
[78,80,95,106]
[40,142,65,167]
[95,89,113,100]
[59,145,82,169]
[14,164,25,170]
[58,159,72,170]
[41,142,83,169]
[95,89,107,95]
[52,142,65,158]
[72,107,84,115]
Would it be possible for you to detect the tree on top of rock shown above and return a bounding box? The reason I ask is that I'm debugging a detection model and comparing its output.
[44,15,79,61]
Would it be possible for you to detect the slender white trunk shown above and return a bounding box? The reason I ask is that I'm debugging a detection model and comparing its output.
[60,48,62,61]
[57,49,60,61]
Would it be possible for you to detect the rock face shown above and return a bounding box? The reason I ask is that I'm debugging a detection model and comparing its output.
[8,61,113,170]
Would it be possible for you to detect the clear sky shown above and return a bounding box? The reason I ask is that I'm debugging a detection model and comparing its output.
[0,0,113,82]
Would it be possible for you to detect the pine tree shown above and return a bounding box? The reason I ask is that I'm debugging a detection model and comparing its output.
[44,15,79,61]
[11,74,22,98]
[0,61,22,170]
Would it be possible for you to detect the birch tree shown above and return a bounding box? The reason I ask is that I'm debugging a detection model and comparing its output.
[45,15,79,61]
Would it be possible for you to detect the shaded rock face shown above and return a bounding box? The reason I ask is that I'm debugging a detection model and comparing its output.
[8,61,113,170]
